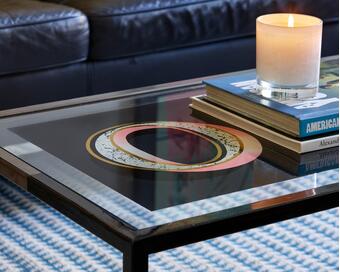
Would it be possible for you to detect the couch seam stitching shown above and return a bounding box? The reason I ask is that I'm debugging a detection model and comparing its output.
[81,0,233,18]
[0,14,87,30]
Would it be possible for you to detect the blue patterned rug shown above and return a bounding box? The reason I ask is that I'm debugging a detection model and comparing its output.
[0,176,338,272]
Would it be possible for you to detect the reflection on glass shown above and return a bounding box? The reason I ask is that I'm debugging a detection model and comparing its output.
[0,87,337,229]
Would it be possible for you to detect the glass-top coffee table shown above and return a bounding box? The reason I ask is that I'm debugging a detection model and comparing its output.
[0,72,338,272]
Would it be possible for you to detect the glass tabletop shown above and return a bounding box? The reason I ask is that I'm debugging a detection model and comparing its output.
[0,84,338,230]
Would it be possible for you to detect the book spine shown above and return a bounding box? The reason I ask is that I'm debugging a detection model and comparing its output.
[301,134,339,153]
[300,114,339,137]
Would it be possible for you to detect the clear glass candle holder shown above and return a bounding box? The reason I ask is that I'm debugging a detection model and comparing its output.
[256,13,323,100]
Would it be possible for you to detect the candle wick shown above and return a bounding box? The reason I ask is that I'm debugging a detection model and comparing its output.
[288,14,294,27]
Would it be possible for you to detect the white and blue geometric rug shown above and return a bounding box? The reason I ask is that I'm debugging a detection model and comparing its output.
[0,176,338,272]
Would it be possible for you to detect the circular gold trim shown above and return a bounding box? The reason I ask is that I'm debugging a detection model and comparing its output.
[109,124,223,166]
[85,122,244,172]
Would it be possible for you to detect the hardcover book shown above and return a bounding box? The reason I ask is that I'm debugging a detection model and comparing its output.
[190,95,339,154]
[203,56,339,138]
[191,103,338,175]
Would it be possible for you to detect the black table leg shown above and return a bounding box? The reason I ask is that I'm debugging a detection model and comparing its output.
[123,245,148,272]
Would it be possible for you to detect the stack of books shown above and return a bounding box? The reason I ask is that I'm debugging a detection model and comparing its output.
[190,56,339,172]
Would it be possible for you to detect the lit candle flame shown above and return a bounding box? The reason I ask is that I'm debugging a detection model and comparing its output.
[288,14,294,27]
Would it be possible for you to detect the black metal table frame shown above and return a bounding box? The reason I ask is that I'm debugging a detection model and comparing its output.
[25,172,340,272]
[0,75,338,272]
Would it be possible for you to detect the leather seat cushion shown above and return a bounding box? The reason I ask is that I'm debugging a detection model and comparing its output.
[52,0,338,61]
[0,0,89,75]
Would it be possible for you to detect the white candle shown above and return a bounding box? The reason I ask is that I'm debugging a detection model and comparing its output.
[256,13,323,98]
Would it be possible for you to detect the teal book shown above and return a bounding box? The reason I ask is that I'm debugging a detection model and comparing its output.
[204,57,339,138]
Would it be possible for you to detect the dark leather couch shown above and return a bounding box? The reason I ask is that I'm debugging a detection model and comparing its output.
[0,0,338,110]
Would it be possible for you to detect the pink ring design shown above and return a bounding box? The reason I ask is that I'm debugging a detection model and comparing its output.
[87,122,262,172]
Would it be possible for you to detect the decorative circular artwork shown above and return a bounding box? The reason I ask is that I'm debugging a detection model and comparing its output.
[86,122,262,172]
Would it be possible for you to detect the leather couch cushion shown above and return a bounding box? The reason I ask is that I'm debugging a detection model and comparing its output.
[50,0,338,61]
[0,0,89,75]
